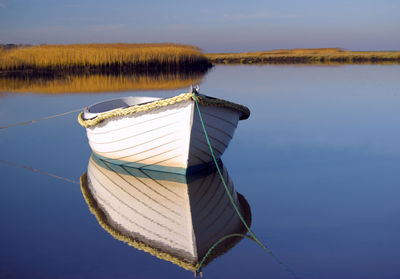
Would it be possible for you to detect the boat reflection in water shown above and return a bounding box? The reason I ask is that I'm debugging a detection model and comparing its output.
[80,153,251,273]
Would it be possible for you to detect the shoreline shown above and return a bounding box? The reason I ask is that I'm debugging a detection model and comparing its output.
[206,48,400,64]
[1,45,399,77]
[0,43,212,75]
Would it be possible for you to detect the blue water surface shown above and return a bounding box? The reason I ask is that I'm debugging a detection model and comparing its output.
[0,65,399,279]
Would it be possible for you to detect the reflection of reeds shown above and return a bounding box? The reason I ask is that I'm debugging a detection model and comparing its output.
[206,48,400,64]
[0,72,205,94]
[0,43,211,73]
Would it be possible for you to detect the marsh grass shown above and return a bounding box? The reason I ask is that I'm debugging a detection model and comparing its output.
[0,43,211,74]
[206,48,400,64]
[0,72,205,94]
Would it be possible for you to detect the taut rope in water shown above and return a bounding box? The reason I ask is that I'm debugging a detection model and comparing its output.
[0,107,84,130]
[0,159,79,185]
[192,92,298,278]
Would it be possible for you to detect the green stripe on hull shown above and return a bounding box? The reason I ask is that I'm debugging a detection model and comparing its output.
[92,153,187,174]
[90,153,222,183]
[91,153,188,183]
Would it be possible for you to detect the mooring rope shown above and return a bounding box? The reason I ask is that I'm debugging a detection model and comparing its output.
[196,233,254,272]
[0,159,79,184]
[193,92,298,278]
[0,107,84,130]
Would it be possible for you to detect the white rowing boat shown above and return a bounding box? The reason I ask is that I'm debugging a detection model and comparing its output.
[78,87,250,174]
[80,153,251,272]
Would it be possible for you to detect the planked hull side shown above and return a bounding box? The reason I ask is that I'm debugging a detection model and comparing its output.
[86,99,240,174]
[188,105,239,167]
[86,101,194,174]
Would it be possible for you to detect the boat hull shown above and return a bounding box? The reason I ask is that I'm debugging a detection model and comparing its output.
[85,99,240,174]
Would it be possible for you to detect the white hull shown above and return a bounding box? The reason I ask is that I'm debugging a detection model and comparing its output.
[81,154,251,270]
[80,93,248,174]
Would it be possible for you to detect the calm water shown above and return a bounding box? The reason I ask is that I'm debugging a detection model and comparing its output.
[1,65,399,279]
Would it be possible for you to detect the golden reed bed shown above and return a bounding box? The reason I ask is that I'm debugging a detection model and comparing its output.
[206,48,400,64]
[0,43,211,73]
[0,73,205,94]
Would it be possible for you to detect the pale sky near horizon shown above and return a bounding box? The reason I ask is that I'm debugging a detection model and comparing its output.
[0,0,399,52]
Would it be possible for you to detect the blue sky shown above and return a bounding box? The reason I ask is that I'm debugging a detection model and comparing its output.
[0,0,399,52]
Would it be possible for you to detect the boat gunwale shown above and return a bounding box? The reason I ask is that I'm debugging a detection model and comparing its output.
[78,92,250,128]
[83,96,162,120]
